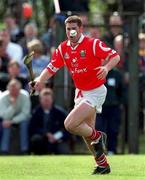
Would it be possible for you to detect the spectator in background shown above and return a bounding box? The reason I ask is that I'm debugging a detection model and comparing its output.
[138,33,145,73]
[0,79,31,155]
[23,23,38,42]
[27,39,50,77]
[89,26,101,39]
[96,68,125,154]
[113,35,125,70]
[30,81,49,111]
[20,39,50,78]
[4,14,24,43]
[79,13,101,39]
[0,29,23,66]
[138,33,145,131]
[103,12,123,48]
[19,23,38,55]
[41,16,57,55]
[0,60,28,91]
[0,30,10,73]
[79,13,90,36]
[29,88,70,155]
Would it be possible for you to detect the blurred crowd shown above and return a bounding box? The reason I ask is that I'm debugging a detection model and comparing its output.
[0,11,144,155]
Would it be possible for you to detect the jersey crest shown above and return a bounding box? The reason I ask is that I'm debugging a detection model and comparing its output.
[80,50,86,57]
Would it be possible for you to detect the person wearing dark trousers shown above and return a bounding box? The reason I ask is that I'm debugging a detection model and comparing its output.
[29,88,71,155]
[96,68,125,154]
[0,79,31,155]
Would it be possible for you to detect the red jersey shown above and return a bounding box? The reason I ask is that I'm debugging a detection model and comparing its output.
[47,34,118,90]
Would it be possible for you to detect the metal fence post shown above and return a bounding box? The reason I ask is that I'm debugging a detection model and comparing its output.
[53,16,66,107]
[128,14,139,153]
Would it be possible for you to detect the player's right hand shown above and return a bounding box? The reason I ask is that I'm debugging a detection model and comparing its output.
[29,78,42,93]
[95,66,109,80]
[29,81,36,94]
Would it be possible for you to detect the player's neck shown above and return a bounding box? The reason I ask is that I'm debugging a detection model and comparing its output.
[70,35,81,47]
[71,42,78,47]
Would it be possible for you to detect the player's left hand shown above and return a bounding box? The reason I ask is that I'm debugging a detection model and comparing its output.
[95,66,109,80]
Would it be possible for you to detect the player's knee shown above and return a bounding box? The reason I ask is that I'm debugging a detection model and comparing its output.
[64,119,75,133]
[64,122,73,133]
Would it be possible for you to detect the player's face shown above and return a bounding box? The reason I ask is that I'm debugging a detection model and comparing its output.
[65,23,82,43]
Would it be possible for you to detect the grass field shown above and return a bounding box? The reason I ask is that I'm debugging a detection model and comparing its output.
[0,155,145,180]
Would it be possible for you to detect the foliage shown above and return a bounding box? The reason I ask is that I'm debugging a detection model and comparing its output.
[89,0,107,14]
[0,0,54,32]
[31,0,54,32]
[0,0,9,20]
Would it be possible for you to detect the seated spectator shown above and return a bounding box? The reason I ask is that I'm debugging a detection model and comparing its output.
[0,60,28,91]
[4,14,24,43]
[0,79,31,155]
[29,88,71,155]
[19,23,38,56]
[27,39,50,77]
[30,81,53,111]
[0,29,23,65]
[24,23,38,42]
[20,39,50,78]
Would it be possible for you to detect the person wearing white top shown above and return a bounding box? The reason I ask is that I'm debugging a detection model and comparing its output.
[0,79,31,154]
[0,29,23,65]
[6,42,23,64]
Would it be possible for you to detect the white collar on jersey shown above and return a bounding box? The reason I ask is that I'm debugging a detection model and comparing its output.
[67,33,84,46]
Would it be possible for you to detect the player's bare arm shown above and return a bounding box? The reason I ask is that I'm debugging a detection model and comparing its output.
[29,68,53,92]
[96,55,120,80]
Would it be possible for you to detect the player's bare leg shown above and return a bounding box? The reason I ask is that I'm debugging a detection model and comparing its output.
[64,103,96,137]
[64,103,110,174]
[83,113,96,156]
[83,114,110,174]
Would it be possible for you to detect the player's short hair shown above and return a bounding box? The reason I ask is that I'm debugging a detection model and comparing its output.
[65,15,82,27]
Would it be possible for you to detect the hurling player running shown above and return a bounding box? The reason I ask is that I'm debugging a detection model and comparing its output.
[30,15,120,174]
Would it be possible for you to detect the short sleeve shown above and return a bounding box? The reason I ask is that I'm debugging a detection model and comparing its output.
[94,39,118,60]
[47,45,65,74]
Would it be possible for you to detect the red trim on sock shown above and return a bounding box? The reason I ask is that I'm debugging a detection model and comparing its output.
[94,154,109,167]
[89,128,101,141]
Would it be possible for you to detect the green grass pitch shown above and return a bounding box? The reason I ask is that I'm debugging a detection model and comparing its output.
[0,155,145,180]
